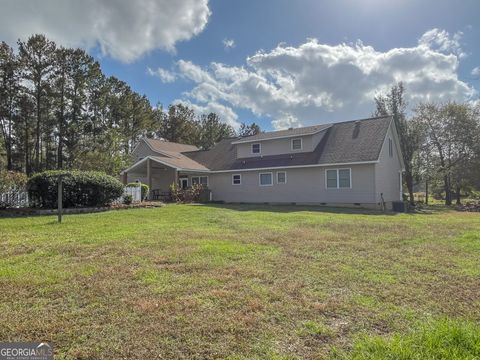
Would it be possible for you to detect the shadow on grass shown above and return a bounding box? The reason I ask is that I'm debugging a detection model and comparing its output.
[200,202,402,216]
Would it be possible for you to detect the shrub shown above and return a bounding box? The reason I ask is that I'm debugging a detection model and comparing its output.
[169,183,203,203]
[126,182,149,201]
[123,194,133,205]
[27,170,124,208]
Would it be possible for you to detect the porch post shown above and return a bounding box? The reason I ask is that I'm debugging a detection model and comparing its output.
[147,158,152,200]
[122,172,128,185]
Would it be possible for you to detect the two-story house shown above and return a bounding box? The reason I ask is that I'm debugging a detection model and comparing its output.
[120,115,404,209]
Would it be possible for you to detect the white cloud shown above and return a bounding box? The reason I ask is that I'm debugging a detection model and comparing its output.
[175,29,476,129]
[0,0,210,62]
[418,28,465,58]
[223,38,235,50]
[147,67,176,83]
[472,67,480,77]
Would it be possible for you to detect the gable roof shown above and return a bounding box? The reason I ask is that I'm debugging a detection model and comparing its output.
[125,116,393,173]
[231,123,332,144]
[185,116,392,171]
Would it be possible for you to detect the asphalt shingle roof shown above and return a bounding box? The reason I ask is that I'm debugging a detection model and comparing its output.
[184,116,392,171]
[231,123,332,143]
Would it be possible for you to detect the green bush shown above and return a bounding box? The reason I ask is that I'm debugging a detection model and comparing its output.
[123,194,133,205]
[27,170,124,208]
[126,182,149,201]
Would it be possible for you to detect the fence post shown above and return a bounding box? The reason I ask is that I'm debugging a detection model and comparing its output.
[58,175,63,223]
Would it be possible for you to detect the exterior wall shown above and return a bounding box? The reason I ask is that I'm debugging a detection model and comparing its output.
[208,164,377,205]
[236,133,323,158]
[374,124,403,205]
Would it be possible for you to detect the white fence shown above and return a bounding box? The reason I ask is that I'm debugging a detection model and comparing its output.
[113,186,142,205]
[125,186,142,202]
[0,188,29,208]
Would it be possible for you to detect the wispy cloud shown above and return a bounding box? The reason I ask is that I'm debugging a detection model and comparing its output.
[147,67,176,83]
[223,38,235,50]
[472,67,480,77]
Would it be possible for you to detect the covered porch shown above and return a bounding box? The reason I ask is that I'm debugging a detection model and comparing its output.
[120,157,210,200]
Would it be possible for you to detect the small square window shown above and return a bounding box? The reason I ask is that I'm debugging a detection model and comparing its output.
[326,170,338,188]
[252,143,261,154]
[259,173,273,186]
[277,171,286,184]
[292,138,302,150]
[232,174,241,185]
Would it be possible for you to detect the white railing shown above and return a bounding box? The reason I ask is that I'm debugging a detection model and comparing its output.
[0,188,29,208]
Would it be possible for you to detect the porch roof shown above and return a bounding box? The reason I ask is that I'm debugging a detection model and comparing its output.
[121,155,210,175]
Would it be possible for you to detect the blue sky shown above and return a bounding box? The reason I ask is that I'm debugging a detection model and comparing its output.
[1,0,479,131]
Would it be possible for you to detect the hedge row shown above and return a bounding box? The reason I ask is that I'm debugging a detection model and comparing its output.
[27,170,124,208]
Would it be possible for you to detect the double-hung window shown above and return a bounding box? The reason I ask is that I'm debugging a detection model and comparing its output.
[277,171,287,184]
[192,176,208,186]
[252,143,261,154]
[291,138,302,151]
[232,174,241,185]
[259,172,273,186]
[326,169,351,189]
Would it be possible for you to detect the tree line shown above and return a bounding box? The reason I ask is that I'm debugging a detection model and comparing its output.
[374,83,480,205]
[0,35,261,176]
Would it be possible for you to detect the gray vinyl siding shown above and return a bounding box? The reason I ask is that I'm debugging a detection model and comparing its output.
[132,141,161,162]
[208,164,376,204]
[236,133,323,158]
[374,124,402,203]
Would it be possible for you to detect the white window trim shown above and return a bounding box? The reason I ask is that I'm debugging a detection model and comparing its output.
[179,177,189,189]
[325,168,352,189]
[232,174,242,185]
[259,172,273,186]
[251,143,261,154]
[192,176,209,186]
[276,171,287,184]
[291,138,303,151]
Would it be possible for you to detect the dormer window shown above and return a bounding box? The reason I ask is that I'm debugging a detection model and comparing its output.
[291,138,302,151]
[252,143,261,154]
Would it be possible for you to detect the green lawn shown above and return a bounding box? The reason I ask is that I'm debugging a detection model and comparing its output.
[1,204,480,359]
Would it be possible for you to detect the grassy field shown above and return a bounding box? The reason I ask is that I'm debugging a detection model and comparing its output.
[1,204,480,359]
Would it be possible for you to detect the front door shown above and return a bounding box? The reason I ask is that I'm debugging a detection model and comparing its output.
[179,178,188,190]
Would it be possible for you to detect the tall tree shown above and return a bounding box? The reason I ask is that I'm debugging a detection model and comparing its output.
[158,104,200,144]
[414,102,479,205]
[198,112,235,150]
[0,42,19,170]
[18,34,56,172]
[374,83,423,205]
[238,122,261,137]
